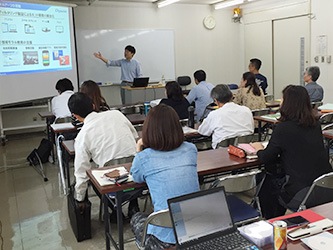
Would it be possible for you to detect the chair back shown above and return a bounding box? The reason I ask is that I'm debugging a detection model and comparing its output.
[320,113,333,125]
[227,84,238,90]
[322,123,333,131]
[104,155,134,166]
[217,134,254,148]
[177,76,191,86]
[120,104,143,115]
[265,95,274,102]
[252,108,270,117]
[312,101,323,109]
[298,172,333,211]
[139,209,172,249]
[210,169,262,193]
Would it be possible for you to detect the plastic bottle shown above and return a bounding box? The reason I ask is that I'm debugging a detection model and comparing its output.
[161,75,165,85]
[144,102,150,116]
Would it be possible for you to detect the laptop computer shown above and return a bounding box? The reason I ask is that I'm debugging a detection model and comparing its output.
[167,186,262,250]
[131,77,149,88]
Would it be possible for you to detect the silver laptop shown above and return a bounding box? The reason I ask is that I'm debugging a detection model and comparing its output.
[167,186,262,250]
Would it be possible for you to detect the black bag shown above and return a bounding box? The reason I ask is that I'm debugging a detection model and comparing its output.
[67,185,92,242]
[27,138,52,165]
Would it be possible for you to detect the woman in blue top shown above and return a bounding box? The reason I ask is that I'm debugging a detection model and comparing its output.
[130,103,200,250]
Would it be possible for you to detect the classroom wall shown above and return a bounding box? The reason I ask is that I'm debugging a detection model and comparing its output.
[73,2,244,88]
[242,0,309,96]
[310,0,333,104]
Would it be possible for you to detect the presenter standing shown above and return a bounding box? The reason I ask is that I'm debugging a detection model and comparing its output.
[94,45,142,104]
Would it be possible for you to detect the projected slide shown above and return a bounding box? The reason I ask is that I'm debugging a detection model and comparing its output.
[0,1,72,75]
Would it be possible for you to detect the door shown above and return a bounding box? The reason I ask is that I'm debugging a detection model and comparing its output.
[273,16,310,98]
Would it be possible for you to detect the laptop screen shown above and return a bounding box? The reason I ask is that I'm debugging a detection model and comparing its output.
[168,188,234,245]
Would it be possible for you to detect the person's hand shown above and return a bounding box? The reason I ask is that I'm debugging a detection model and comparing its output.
[77,201,86,214]
[93,51,102,59]
[250,142,264,152]
[136,138,144,152]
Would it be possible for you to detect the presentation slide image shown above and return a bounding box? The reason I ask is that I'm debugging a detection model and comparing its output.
[0,1,73,75]
[53,50,63,60]
[2,51,20,66]
[23,51,38,65]
[59,55,69,65]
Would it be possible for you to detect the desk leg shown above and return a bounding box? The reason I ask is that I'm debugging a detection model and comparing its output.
[61,144,71,188]
[258,121,262,142]
[104,194,111,250]
[115,191,124,250]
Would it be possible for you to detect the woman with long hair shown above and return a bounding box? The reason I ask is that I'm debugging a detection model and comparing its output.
[80,80,109,112]
[251,85,331,218]
[130,104,199,250]
[234,71,266,110]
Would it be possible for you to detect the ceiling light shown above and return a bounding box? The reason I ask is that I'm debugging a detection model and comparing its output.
[214,0,244,10]
[157,0,180,8]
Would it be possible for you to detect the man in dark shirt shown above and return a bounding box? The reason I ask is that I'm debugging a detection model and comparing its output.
[249,58,268,95]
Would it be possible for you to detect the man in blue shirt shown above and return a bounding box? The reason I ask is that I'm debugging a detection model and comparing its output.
[249,58,268,95]
[94,45,142,103]
[186,70,214,121]
[304,66,324,102]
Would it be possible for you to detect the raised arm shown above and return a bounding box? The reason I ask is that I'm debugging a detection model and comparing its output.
[93,51,108,64]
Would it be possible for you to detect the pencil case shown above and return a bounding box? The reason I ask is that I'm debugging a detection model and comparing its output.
[228,145,246,158]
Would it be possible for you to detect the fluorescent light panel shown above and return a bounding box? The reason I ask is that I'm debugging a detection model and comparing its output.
[157,0,180,8]
[214,0,244,10]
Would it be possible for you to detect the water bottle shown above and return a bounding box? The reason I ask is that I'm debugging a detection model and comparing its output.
[161,75,165,85]
[144,102,150,116]
[188,106,195,128]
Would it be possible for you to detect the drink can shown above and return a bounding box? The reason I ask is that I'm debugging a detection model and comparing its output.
[273,220,287,250]
[144,102,150,116]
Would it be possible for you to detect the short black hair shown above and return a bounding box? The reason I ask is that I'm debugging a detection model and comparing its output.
[55,78,74,93]
[125,45,136,54]
[250,58,262,70]
[68,92,94,118]
[165,81,183,101]
[306,66,320,82]
[194,70,206,82]
[210,84,232,104]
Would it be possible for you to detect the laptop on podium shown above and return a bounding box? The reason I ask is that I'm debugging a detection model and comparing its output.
[131,77,149,88]
[167,186,262,250]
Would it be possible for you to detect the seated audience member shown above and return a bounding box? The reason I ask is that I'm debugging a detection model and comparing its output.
[130,104,200,250]
[51,78,74,119]
[304,66,324,102]
[248,58,268,94]
[198,84,254,149]
[160,81,190,119]
[186,70,214,121]
[68,93,139,214]
[251,85,331,219]
[234,72,266,110]
[72,80,110,129]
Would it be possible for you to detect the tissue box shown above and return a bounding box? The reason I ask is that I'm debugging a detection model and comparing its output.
[238,221,273,247]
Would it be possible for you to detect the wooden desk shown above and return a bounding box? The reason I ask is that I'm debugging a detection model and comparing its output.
[265,101,280,108]
[86,147,260,250]
[262,202,333,250]
[126,114,146,125]
[122,84,165,104]
[323,129,333,140]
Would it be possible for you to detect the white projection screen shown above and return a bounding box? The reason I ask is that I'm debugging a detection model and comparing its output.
[0,1,78,106]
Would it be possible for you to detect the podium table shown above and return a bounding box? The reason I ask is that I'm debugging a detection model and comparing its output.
[122,84,165,104]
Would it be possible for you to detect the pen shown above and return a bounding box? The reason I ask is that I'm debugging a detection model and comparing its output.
[115,181,121,187]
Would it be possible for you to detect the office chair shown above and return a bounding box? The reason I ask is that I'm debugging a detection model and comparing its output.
[177,76,191,95]
[311,101,323,109]
[286,172,333,212]
[136,209,173,250]
[227,83,239,90]
[210,169,266,226]
[320,113,333,125]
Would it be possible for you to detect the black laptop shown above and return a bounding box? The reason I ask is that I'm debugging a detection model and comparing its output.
[167,186,262,250]
[131,77,149,88]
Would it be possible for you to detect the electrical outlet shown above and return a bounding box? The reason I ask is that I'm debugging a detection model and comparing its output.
[314,56,319,63]
[327,55,331,63]
[321,56,325,63]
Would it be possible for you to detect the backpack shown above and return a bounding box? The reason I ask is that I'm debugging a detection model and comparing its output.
[27,138,53,165]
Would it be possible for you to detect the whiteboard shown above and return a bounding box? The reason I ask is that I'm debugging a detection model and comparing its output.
[75,29,175,83]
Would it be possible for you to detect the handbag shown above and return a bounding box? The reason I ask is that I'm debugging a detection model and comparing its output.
[228,145,246,158]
